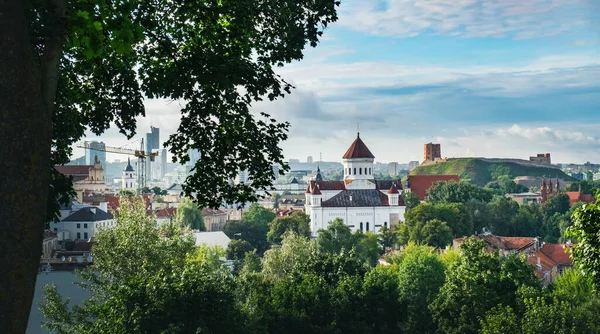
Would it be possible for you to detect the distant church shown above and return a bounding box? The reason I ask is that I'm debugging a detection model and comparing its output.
[304,133,406,236]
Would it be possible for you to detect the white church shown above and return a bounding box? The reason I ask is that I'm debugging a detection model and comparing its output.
[305,133,407,236]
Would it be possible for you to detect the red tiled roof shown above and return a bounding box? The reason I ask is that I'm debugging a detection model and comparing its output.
[480,235,537,251]
[375,180,403,191]
[565,192,595,206]
[156,207,177,217]
[316,181,346,191]
[55,165,92,176]
[527,251,556,272]
[455,234,538,252]
[409,175,460,200]
[540,243,573,265]
[342,133,375,159]
[387,183,399,194]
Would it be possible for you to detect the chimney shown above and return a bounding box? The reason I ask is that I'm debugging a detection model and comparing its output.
[99,202,108,212]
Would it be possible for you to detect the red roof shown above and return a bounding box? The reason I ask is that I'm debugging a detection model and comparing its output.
[156,207,177,217]
[342,133,375,159]
[307,181,322,195]
[387,183,399,194]
[540,243,573,265]
[479,235,537,252]
[565,192,595,206]
[409,175,460,200]
[55,165,92,176]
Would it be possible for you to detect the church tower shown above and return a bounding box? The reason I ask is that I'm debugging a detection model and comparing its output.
[122,158,136,191]
[540,177,548,203]
[342,132,375,188]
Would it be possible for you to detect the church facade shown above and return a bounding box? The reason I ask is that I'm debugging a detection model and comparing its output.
[305,133,406,236]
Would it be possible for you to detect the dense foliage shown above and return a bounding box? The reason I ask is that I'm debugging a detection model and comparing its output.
[40,200,600,333]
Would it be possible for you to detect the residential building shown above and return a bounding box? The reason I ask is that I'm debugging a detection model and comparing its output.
[194,231,231,249]
[304,133,406,236]
[202,209,228,231]
[155,207,177,225]
[506,192,542,205]
[51,207,115,240]
[527,243,574,286]
[453,234,540,256]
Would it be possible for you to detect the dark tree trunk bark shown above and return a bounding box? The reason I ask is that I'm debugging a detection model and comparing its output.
[0,0,52,332]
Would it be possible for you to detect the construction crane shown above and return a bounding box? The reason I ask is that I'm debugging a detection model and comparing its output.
[77,139,159,194]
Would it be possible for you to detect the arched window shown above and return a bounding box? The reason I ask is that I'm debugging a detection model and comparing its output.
[369,168,372,175]
[384,222,387,228]
[359,168,362,175]
[366,222,370,231]
[360,222,363,231]
[354,168,356,175]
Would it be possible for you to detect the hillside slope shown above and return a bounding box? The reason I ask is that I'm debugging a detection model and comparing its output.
[410,158,576,187]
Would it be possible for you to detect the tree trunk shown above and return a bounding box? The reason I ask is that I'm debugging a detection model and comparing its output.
[0,0,52,332]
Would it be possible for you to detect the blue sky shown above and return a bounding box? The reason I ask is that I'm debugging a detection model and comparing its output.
[84,0,600,164]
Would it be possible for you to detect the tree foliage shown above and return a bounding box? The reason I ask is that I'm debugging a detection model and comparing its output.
[266,211,310,245]
[40,198,240,333]
[430,237,539,334]
[426,181,494,205]
[1,1,340,329]
[566,192,600,290]
[175,198,206,231]
[223,204,275,253]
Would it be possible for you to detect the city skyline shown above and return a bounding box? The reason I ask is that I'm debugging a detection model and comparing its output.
[77,0,599,164]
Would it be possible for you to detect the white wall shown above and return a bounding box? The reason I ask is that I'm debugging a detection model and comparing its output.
[50,219,114,240]
[306,205,405,236]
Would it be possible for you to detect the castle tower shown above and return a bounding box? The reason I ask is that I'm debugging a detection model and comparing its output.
[122,157,136,191]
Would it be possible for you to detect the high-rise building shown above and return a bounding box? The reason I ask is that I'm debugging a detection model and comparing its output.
[408,161,420,171]
[85,141,106,167]
[423,143,441,162]
[388,162,399,176]
[160,149,167,180]
[145,127,161,180]
[307,156,313,164]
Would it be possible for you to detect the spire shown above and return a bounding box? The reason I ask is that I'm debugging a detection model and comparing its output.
[555,177,560,191]
[315,165,323,182]
[125,157,134,172]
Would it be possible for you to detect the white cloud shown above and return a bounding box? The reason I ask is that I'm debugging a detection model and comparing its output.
[337,0,596,39]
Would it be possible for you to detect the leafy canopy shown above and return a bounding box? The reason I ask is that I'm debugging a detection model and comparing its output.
[36,0,341,218]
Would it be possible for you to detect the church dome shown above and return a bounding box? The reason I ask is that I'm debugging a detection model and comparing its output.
[342,133,375,159]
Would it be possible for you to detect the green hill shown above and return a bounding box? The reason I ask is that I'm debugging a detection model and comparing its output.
[410,158,576,187]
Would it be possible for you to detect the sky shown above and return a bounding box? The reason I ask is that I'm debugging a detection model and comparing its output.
[78,0,600,165]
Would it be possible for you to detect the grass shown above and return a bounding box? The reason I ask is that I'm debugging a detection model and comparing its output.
[410,158,576,186]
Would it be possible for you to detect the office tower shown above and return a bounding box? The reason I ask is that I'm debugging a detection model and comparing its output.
[85,141,106,167]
